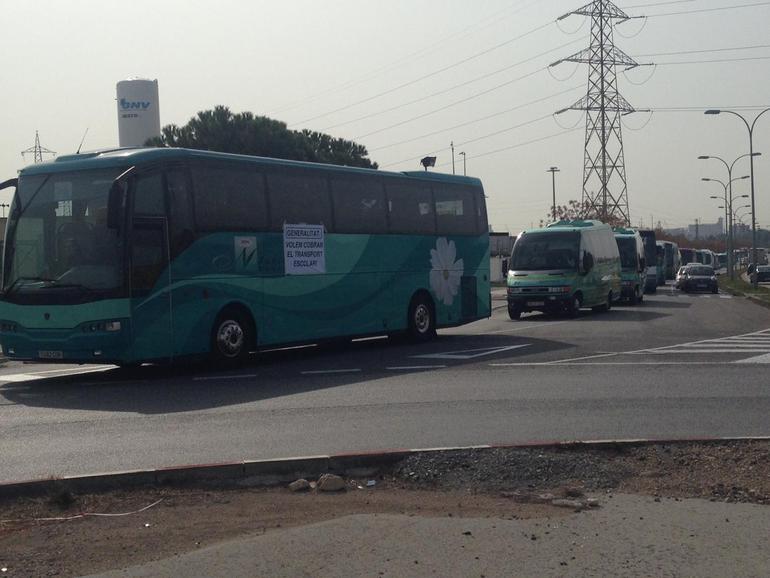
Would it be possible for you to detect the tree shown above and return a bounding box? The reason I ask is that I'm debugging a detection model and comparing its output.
[541,199,627,228]
[146,106,378,169]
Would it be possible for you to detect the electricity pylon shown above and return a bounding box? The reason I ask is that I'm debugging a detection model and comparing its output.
[21,131,56,163]
[552,0,647,226]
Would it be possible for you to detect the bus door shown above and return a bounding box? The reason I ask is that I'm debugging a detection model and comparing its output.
[129,172,173,363]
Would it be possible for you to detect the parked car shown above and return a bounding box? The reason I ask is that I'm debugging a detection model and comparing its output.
[678,265,718,293]
[751,265,770,283]
[674,266,689,290]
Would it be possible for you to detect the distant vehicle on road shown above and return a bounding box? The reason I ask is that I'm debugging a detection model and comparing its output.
[614,228,647,304]
[0,147,491,365]
[678,265,718,293]
[657,241,680,281]
[638,230,659,293]
[507,220,621,319]
[679,247,697,265]
[751,265,770,283]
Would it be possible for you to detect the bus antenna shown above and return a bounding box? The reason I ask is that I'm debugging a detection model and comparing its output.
[76,128,89,154]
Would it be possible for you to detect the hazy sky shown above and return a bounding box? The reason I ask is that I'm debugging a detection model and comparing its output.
[2,0,769,233]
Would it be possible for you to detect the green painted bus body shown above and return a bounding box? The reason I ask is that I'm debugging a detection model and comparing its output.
[506,221,621,315]
[0,148,490,364]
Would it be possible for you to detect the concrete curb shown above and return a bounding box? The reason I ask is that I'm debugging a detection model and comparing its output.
[1,437,769,501]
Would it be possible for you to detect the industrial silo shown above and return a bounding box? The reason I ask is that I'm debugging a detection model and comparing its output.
[116,78,161,147]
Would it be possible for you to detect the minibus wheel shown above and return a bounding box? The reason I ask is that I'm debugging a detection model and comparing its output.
[508,305,521,320]
[567,294,581,318]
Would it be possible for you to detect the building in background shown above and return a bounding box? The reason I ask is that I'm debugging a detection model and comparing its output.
[116,78,161,147]
[664,218,723,240]
[490,232,515,282]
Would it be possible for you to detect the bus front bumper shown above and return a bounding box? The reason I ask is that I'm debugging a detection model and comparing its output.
[507,293,572,313]
[0,319,132,364]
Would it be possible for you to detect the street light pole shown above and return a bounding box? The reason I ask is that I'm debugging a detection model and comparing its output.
[547,166,560,222]
[698,153,761,279]
[459,151,466,176]
[706,108,770,287]
[451,141,456,175]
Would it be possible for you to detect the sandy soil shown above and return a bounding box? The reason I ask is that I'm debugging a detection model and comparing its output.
[1,441,768,578]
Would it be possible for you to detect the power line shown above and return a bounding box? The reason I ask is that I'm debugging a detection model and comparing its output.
[290,19,556,127]
[353,66,547,141]
[322,37,585,133]
[383,124,582,170]
[646,1,770,17]
[635,42,770,57]
[267,0,537,116]
[656,55,770,65]
[370,85,583,152]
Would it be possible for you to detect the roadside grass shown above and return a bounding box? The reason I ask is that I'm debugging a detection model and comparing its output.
[719,271,770,306]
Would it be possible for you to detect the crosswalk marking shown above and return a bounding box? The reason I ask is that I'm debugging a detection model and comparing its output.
[634,329,770,362]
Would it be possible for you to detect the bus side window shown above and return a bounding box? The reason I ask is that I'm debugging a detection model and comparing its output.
[191,164,268,231]
[133,173,165,216]
[385,181,435,235]
[331,178,387,234]
[267,170,332,230]
[166,168,195,257]
[434,185,477,236]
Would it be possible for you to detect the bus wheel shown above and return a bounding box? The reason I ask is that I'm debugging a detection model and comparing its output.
[408,294,436,342]
[508,305,521,320]
[636,287,644,304]
[211,308,253,364]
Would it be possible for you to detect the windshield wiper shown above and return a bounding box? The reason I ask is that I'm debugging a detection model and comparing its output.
[3,277,93,297]
[4,276,57,296]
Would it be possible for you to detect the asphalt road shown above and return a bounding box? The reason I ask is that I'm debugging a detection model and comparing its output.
[1,285,769,484]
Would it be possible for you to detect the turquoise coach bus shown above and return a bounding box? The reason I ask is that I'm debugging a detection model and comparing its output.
[0,147,490,365]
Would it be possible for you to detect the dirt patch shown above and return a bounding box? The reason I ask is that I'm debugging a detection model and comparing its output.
[1,440,768,577]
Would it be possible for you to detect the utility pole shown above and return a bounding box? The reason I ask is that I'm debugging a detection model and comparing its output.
[451,141,456,175]
[21,131,55,164]
[547,167,560,221]
[459,151,467,176]
[552,0,648,226]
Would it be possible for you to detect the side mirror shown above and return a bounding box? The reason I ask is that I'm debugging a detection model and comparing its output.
[747,264,756,275]
[107,180,127,229]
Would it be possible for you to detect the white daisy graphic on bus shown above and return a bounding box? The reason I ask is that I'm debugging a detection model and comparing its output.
[430,237,464,306]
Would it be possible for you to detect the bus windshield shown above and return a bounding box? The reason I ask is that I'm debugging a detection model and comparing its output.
[616,237,637,270]
[3,168,126,302]
[511,231,579,271]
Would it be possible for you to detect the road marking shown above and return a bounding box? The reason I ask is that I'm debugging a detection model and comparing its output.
[193,374,259,381]
[300,369,362,375]
[412,344,530,360]
[0,366,114,383]
[490,361,730,367]
[386,365,447,371]
[736,353,770,364]
[473,321,569,335]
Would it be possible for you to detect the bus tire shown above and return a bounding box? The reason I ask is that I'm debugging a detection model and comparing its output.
[211,307,254,365]
[508,305,521,320]
[408,293,436,342]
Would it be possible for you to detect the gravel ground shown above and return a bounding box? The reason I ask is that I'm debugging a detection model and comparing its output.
[390,441,770,504]
[1,440,768,577]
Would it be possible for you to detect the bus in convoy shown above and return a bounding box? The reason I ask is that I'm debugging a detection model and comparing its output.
[657,240,680,281]
[679,247,697,266]
[637,229,658,293]
[0,147,491,365]
[506,220,621,319]
[613,228,647,304]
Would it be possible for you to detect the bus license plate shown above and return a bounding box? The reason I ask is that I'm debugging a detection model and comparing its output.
[38,350,63,360]
[527,301,545,307]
